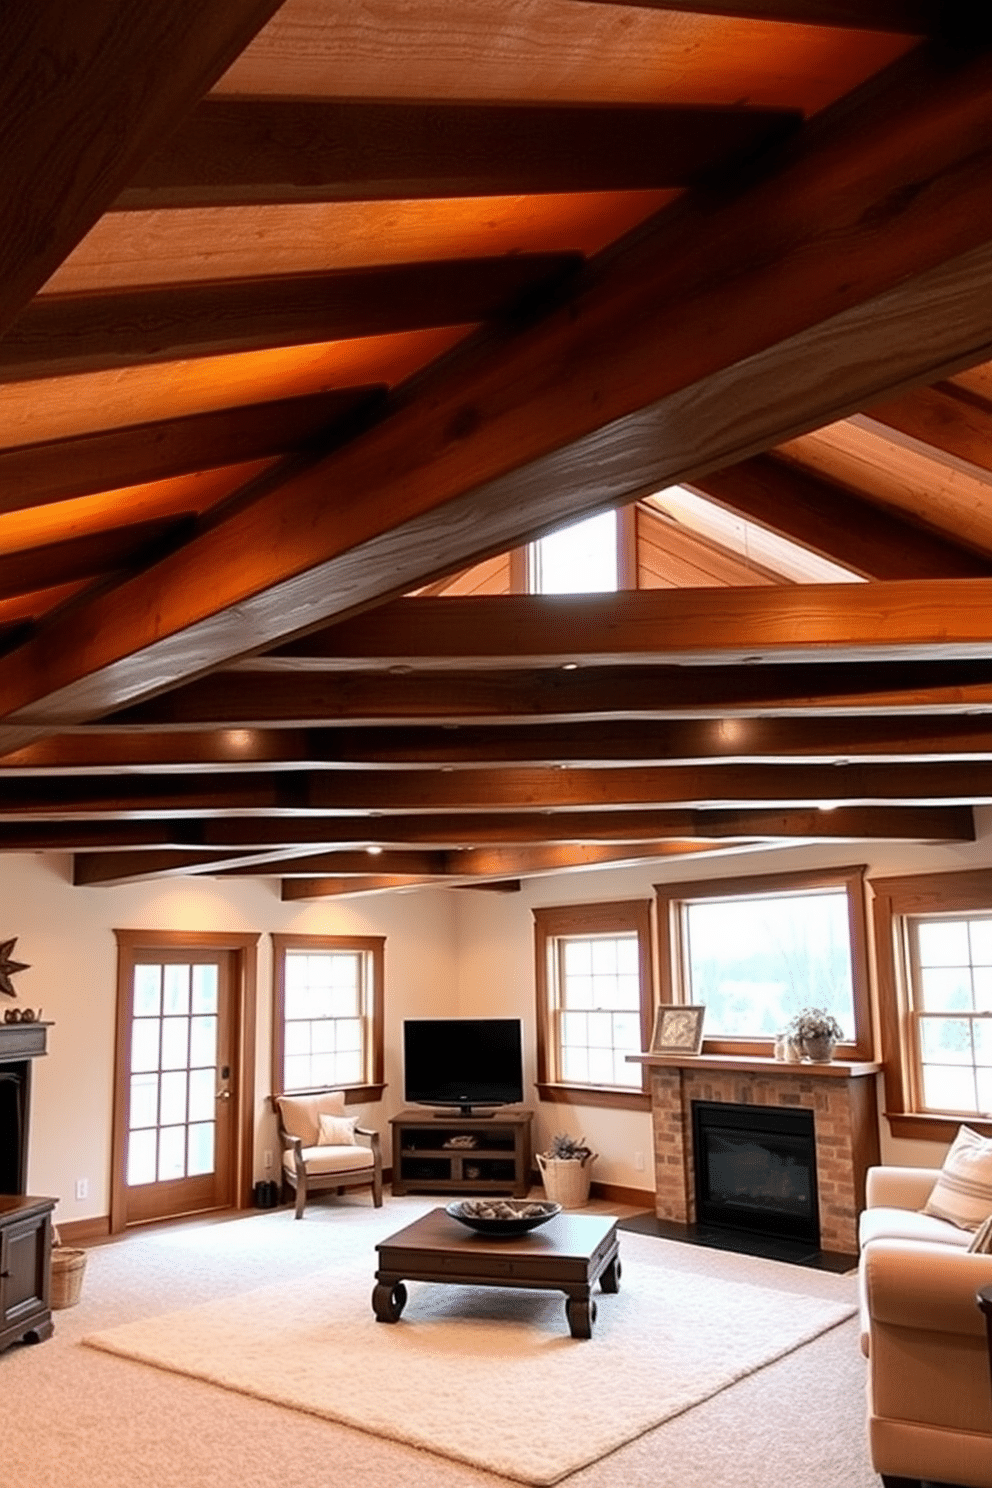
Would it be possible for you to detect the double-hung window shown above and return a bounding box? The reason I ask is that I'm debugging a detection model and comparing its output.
[874,869,992,1139]
[533,901,653,1108]
[655,866,873,1058]
[271,934,385,1100]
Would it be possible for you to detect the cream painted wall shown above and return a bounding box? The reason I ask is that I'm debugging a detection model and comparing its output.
[10,817,992,1225]
[4,854,456,1225]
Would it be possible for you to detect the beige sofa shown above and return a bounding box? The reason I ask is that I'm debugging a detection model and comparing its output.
[859,1165,992,1488]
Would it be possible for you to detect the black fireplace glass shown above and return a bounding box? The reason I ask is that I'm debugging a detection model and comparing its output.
[692,1100,819,1245]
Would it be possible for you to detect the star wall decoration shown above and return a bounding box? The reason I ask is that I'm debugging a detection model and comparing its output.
[0,937,30,997]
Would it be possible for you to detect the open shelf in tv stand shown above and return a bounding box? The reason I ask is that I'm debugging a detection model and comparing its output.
[390,1108,533,1197]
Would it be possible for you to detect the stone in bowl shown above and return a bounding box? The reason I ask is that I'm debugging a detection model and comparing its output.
[445,1198,561,1237]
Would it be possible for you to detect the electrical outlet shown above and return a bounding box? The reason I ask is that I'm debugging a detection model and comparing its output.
[263,1149,273,1169]
[75,1177,88,1200]
[633,1151,645,1172]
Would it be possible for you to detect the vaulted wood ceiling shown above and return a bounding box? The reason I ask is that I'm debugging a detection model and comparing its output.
[4,1,992,896]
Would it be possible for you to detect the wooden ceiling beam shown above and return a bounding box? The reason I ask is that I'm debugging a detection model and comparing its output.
[567,2,938,33]
[281,875,448,900]
[0,389,384,517]
[5,257,580,381]
[115,98,800,210]
[0,761,988,816]
[0,515,195,603]
[686,453,991,577]
[11,714,992,773]
[95,660,992,727]
[5,44,992,737]
[0,1,284,340]
[245,583,992,669]
[1,801,970,858]
[860,381,992,478]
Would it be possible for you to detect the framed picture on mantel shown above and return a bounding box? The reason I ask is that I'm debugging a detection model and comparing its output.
[652,1005,706,1056]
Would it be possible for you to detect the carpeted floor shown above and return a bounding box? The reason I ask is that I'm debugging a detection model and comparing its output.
[82,1215,854,1484]
[1,1195,881,1488]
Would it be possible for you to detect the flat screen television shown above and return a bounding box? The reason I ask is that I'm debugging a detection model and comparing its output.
[403,1017,524,1115]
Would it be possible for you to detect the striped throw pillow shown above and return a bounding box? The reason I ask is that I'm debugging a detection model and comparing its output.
[923,1125,992,1231]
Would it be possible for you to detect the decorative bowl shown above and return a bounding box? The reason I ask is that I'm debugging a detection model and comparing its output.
[445,1198,561,1237]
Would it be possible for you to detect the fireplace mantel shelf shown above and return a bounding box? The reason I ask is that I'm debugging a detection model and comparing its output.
[629,1052,881,1079]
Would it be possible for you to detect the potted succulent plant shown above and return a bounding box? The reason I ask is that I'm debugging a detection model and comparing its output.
[536,1133,597,1209]
[787,1007,844,1063]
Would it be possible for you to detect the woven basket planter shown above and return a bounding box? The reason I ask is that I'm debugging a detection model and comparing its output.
[536,1152,595,1209]
[51,1246,87,1309]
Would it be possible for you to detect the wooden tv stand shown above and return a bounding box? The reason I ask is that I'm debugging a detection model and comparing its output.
[390,1108,532,1197]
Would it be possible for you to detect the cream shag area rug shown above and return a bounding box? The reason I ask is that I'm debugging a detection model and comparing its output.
[84,1230,854,1485]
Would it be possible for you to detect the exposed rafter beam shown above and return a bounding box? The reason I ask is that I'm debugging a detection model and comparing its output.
[95,660,992,728]
[5,257,580,381]
[0,762,989,817]
[568,1,943,35]
[686,454,991,577]
[0,803,968,855]
[0,515,195,602]
[0,389,384,517]
[4,44,992,741]
[860,381,992,479]
[249,584,992,669]
[114,98,800,210]
[10,715,992,773]
[0,1,284,339]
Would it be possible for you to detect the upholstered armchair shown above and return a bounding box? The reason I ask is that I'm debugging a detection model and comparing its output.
[273,1091,383,1219]
[860,1165,992,1488]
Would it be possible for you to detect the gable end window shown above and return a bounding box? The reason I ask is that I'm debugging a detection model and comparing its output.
[533,900,653,1110]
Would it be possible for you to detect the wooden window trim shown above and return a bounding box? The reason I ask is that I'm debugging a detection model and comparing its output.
[654,864,873,1061]
[872,867,992,1140]
[111,929,259,1230]
[533,899,654,1108]
[271,932,385,1101]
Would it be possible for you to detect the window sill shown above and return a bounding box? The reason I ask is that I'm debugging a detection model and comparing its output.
[885,1110,992,1142]
[275,1083,387,1104]
[535,1081,650,1112]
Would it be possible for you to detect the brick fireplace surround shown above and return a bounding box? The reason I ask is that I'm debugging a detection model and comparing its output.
[632,1054,882,1255]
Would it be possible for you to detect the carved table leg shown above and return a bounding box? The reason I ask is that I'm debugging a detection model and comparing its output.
[372,1278,408,1322]
[600,1254,622,1293]
[565,1293,597,1339]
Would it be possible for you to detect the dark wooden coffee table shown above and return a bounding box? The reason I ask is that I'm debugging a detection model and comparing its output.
[372,1206,620,1338]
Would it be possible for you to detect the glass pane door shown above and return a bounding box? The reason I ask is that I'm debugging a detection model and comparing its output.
[121,951,233,1226]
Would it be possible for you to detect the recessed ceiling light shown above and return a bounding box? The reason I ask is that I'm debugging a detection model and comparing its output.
[367,845,383,855]
[562,662,578,671]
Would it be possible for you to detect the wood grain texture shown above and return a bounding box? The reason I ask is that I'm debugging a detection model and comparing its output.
[0,0,284,338]
[117,98,800,209]
[96,659,992,727]
[252,583,992,668]
[0,390,381,515]
[4,257,578,380]
[862,381,992,476]
[0,760,985,815]
[0,804,968,852]
[573,1,935,33]
[2,42,992,728]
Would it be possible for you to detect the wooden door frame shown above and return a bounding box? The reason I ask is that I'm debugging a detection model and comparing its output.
[110,929,259,1234]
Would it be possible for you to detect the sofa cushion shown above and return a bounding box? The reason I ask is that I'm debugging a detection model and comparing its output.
[923,1124,992,1231]
[860,1205,972,1251]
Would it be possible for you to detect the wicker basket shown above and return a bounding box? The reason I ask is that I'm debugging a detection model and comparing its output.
[50,1246,87,1309]
[536,1152,595,1209]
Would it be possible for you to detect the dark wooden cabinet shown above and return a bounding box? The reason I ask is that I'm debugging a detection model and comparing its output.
[390,1109,532,1197]
[0,1194,55,1352]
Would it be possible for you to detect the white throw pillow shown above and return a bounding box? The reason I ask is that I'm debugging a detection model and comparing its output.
[923,1125,992,1231]
[317,1113,357,1147]
[968,1213,992,1254]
